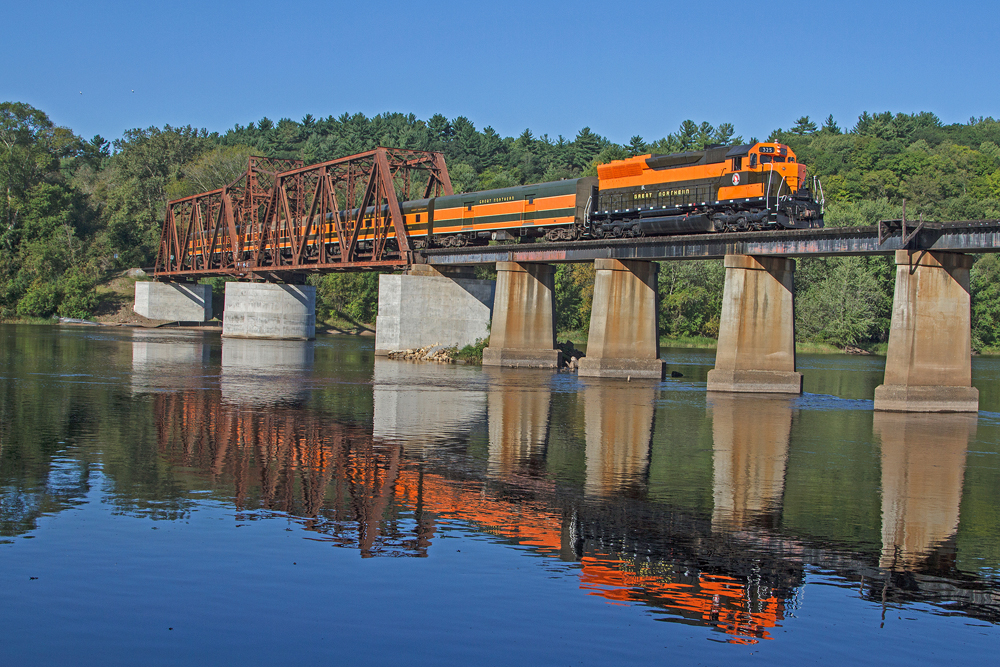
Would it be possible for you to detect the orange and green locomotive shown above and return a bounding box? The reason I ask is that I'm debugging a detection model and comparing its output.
[591,142,823,236]
[396,140,822,245]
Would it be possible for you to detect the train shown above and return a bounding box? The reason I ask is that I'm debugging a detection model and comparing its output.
[391,140,824,249]
[183,141,824,263]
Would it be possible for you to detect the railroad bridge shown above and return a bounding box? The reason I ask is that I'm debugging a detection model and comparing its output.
[141,148,1000,412]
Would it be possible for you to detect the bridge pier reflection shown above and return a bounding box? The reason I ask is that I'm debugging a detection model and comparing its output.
[582,379,656,497]
[130,330,210,395]
[373,358,487,451]
[485,368,552,478]
[874,412,975,571]
[708,393,793,531]
[220,337,314,406]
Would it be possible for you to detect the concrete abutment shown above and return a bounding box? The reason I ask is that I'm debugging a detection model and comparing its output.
[483,262,561,368]
[706,254,802,394]
[133,281,212,322]
[222,282,316,340]
[874,250,979,412]
[578,259,664,379]
[374,265,494,355]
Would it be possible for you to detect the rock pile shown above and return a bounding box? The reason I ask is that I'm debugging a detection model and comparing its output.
[557,340,586,372]
[387,344,454,363]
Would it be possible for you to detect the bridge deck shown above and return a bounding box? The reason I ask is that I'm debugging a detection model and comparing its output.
[423,220,1000,265]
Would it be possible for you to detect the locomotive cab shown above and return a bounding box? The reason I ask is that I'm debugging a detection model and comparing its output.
[717,142,822,229]
[592,140,823,236]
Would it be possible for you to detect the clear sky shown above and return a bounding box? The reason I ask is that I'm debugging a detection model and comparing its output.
[3,0,997,145]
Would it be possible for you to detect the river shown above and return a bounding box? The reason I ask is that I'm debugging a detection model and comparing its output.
[1,323,998,664]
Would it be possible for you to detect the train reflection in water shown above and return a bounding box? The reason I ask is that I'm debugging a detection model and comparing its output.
[145,357,998,642]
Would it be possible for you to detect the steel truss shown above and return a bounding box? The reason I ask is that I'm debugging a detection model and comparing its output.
[154,148,452,280]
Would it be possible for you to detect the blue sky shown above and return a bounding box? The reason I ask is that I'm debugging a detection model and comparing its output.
[3,0,997,145]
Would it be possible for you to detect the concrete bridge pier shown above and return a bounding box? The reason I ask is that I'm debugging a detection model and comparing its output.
[374,265,494,355]
[222,282,316,340]
[134,281,212,322]
[578,259,665,379]
[483,262,561,368]
[874,250,979,412]
[706,255,802,394]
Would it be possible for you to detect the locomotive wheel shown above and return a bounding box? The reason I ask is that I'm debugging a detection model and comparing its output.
[736,216,749,232]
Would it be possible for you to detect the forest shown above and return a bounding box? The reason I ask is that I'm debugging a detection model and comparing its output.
[3,101,1000,350]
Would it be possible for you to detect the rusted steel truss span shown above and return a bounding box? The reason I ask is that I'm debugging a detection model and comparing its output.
[154,148,453,280]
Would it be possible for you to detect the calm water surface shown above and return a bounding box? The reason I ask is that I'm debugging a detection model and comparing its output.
[1,323,998,665]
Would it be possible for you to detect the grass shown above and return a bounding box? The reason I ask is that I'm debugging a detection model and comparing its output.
[660,335,718,349]
[656,336,891,355]
[319,313,374,334]
[556,329,588,343]
[451,337,489,364]
[0,316,57,325]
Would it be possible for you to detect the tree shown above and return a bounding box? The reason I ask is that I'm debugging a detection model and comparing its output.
[101,125,209,268]
[713,123,741,146]
[791,116,819,135]
[166,144,253,199]
[628,135,647,157]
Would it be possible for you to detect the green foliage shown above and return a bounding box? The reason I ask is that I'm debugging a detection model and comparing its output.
[972,254,1000,351]
[315,272,382,324]
[452,337,489,364]
[795,257,893,347]
[165,144,253,200]
[15,280,60,317]
[554,264,595,333]
[823,198,903,227]
[101,125,212,268]
[658,261,725,339]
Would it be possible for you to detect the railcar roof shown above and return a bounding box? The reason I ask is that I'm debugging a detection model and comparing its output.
[435,178,585,207]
